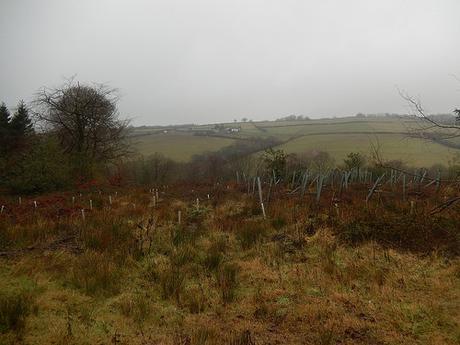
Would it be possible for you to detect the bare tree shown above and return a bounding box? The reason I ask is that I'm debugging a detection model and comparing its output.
[369,90,460,182]
[34,79,131,175]
[399,89,460,142]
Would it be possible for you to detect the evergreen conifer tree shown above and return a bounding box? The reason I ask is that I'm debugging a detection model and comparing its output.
[11,100,33,136]
[0,102,12,153]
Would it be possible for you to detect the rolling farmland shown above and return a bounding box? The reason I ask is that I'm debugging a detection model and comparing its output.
[131,117,458,166]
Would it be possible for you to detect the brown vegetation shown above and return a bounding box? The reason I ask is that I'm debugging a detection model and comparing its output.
[0,180,459,344]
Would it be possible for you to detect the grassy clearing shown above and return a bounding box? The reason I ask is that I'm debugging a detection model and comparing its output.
[0,186,459,344]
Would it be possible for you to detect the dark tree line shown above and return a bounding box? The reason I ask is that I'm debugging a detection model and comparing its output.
[0,101,33,154]
[1,79,130,194]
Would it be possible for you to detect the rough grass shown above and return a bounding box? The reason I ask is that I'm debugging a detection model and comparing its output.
[0,186,459,344]
[0,273,38,336]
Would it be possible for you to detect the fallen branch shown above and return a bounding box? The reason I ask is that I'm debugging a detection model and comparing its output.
[430,197,460,215]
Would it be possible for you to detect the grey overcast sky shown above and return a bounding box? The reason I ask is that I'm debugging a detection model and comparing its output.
[1,0,459,125]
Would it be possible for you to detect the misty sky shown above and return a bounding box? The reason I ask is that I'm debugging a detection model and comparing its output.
[1,0,459,125]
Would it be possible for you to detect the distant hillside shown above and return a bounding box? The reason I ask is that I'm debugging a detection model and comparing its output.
[130,116,459,166]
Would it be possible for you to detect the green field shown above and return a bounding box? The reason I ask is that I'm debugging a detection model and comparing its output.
[132,132,236,161]
[279,133,454,166]
[131,117,459,166]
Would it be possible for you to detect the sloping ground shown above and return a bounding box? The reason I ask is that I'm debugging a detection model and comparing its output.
[0,187,459,344]
[131,118,458,166]
[278,133,456,167]
[133,132,237,161]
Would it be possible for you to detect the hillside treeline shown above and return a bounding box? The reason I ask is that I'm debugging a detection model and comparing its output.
[2,79,460,194]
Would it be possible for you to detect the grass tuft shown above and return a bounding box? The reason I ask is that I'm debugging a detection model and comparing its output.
[216,262,240,304]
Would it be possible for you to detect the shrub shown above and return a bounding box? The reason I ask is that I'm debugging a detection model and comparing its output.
[3,137,71,194]
[117,291,151,325]
[190,326,219,345]
[321,241,338,276]
[82,217,135,257]
[203,248,223,272]
[171,224,203,247]
[181,284,207,314]
[271,217,287,230]
[203,234,228,272]
[336,211,460,255]
[216,262,239,304]
[236,220,268,249]
[229,330,256,345]
[159,265,186,303]
[187,206,210,225]
[171,244,200,268]
[69,251,122,296]
[0,280,37,334]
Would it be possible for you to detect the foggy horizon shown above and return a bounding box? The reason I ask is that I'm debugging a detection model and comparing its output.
[1,0,459,126]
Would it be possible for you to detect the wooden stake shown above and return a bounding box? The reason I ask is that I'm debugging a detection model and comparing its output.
[267,178,273,203]
[366,173,385,203]
[301,171,309,198]
[257,177,266,219]
[436,170,441,192]
[402,174,406,201]
[316,175,324,203]
[334,203,339,217]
